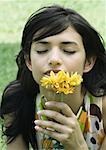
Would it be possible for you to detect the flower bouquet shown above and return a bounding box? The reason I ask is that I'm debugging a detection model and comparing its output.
[39,70,83,120]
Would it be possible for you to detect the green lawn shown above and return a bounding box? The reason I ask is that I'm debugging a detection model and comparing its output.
[0,0,106,149]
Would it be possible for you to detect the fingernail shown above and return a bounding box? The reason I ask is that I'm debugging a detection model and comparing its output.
[37,111,42,114]
[34,120,38,124]
[45,102,50,106]
[35,126,39,130]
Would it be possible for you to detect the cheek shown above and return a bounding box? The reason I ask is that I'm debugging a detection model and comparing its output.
[30,58,42,84]
[31,68,40,84]
[66,54,85,74]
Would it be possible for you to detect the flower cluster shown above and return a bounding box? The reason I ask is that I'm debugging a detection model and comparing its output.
[40,70,83,94]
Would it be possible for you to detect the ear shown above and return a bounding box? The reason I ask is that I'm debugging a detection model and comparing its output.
[24,55,32,71]
[83,56,96,73]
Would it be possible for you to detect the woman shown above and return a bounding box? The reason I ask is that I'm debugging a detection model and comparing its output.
[0,5,106,150]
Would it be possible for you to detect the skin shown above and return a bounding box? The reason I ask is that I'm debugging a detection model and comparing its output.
[26,26,97,149]
[7,135,28,150]
[27,27,95,114]
[7,26,105,150]
[6,96,106,150]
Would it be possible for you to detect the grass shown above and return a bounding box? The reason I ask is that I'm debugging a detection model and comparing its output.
[0,0,106,149]
[0,0,106,43]
[0,43,19,93]
[0,0,105,93]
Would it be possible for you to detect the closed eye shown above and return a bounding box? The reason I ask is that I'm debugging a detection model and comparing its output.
[63,49,76,54]
[36,50,48,54]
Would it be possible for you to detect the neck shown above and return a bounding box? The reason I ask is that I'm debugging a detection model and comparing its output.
[39,86,86,114]
[69,88,85,114]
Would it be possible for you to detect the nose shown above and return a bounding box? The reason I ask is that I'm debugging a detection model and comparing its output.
[49,60,62,66]
[48,48,62,67]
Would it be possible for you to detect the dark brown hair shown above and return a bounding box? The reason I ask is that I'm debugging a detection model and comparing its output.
[0,5,106,149]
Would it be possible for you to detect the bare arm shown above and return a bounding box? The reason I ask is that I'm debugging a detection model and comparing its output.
[7,135,28,150]
[4,114,28,150]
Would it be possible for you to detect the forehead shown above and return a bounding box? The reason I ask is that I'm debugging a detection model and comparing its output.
[33,27,84,49]
[43,27,82,41]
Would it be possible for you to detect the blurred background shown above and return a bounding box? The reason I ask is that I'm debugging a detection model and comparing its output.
[0,0,106,149]
[0,0,106,95]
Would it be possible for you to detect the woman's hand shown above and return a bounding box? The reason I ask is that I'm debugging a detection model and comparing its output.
[34,101,88,150]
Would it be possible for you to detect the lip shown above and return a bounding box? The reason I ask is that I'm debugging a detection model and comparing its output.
[44,70,61,76]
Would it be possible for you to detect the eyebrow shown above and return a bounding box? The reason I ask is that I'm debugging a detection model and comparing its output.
[35,41,49,44]
[61,41,78,45]
[35,40,78,45]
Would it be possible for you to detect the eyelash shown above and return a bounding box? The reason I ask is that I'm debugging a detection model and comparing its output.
[36,49,76,54]
[63,49,76,54]
[36,50,48,54]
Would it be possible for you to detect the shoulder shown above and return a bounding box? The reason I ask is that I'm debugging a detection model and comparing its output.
[102,96,106,133]
[7,135,28,150]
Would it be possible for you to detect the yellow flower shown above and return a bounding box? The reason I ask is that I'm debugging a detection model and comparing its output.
[40,70,83,94]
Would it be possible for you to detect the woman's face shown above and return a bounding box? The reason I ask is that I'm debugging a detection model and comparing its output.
[27,27,92,85]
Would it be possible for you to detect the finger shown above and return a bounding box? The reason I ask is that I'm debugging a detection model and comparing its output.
[37,110,74,126]
[34,120,73,134]
[35,125,66,143]
[45,101,76,118]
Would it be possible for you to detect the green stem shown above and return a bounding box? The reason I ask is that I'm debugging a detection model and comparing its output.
[61,93,64,102]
